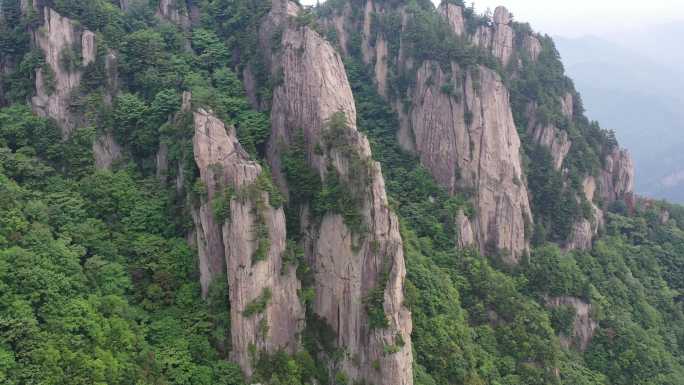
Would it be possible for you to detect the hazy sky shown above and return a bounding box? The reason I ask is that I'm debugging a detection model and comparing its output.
[301,0,684,38]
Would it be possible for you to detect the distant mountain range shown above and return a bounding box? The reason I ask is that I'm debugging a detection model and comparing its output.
[555,23,684,202]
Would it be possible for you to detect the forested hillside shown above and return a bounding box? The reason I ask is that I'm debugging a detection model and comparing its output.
[1,1,684,384]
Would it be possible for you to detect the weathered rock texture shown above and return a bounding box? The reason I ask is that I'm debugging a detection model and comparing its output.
[438,2,465,36]
[522,34,542,62]
[322,1,532,262]
[401,61,532,262]
[472,6,514,66]
[320,0,395,97]
[29,6,123,168]
[547,296,598,351]
[93,133,123,170]
[456,210,475,248]
[192,107,303,377]
[526,102,572,171]
[566,177,604,250]
[599,148,635,204]
[261,1,413,384]
[31,7,96,136]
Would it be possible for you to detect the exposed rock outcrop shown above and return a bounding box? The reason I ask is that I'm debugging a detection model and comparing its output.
[566,219,594,251]
[472,6,514,66]
[27,6,122,166]
[438,2,465,36]
[103,50,120,102]
[400,61,532,263]
[192,107,303,377]
[599,148,635,204]
[522,34,542,62]
[525,101,572,171]
[156,0,190,28]
[322,2,532,262]
[566,177,604,250]
[262,2,413,383]
[547,296,598,351]
[319,0,403,98]
[530,124,571,171]
[31,7,96,136]
[456,210,475,248]
[93,133,123,170]
[357,0,392,97]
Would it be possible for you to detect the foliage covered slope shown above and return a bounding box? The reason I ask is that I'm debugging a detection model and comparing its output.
[1,0,684,384]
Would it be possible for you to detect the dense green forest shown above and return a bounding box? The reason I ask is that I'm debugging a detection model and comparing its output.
[2,0,684,384]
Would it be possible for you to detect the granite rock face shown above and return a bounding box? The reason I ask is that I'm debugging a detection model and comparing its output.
[261,2,413,383]
[526,102,572,171]
[402,61,532,263]
[28,6,124,168]
[31,7,96,136]
[438,2,465,36]
[566,177,604,250]
[547,296,598,351]
[472,6,515,66]
[322,1,532,262]
[531,124,571,171]
[93,133,123,170]
[600,148,635,204]
[456,210,475,248]
[523,34,542,62]
[192,107,303,377]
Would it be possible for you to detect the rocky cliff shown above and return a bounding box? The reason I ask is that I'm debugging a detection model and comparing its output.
[1,0,673,383]
[438,2,465,37]
[547,296,598,351]
[258,1,413,383]
[30,6,95,136]
[26,4,122,168]
[434,2,634,252]
[526,100,572,171]
[472,6,515,66]
[599,147,635,205]
[192,106,303,377]
[566,176,604,250]
[401,61,532,262]
[319,0,638,258]
[323,0,533,262]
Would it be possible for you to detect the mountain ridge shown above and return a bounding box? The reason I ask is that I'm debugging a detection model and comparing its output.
[1,1,684,384]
